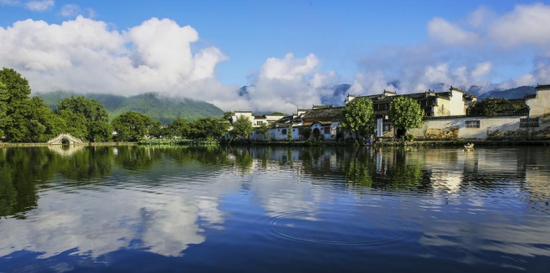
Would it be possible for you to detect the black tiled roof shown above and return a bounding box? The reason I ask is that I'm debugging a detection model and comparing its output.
[302,107,343,120]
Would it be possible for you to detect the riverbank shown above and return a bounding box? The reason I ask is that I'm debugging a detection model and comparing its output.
[224,139,550,147]
[0,142,137,147]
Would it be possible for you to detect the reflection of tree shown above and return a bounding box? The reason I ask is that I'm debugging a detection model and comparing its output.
[164,146,231,167]
[0,148,59,218]
[384,151,424,189]
[341,149,374,188]
[233,148,253,173]
[58,147,113,182]
[114,146,163,171]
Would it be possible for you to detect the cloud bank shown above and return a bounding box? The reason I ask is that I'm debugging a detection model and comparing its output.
[350,3,550,96]
[2,3,550,113]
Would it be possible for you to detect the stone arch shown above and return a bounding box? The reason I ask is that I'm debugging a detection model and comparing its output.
[48,134,85,145]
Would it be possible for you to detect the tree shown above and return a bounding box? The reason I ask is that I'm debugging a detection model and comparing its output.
[468,98,525,117]
[0,82,8,139]
[190,117,229,139]
[111,111,152,142]
[389,97,424,133]
[299,127,311,141]
[287,125,293,142]
[57,96,111,141]
[0,68,58,142]
[258,122,271,142]
[148,121,163,138]
[232,116,253,142]
[341,97,375,140]
[57,109,88,140]
[167,118,191,138]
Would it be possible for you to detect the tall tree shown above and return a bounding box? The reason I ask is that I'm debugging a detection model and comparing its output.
[467,98,525,117]
[190,117,229,139]
[0,82,7,139]
[57,96,112,141]
[258,123,271,142]
[341,97,375,140]
[111,111,152,142]
[231,116,253,141]
[0,68,57,142]
[389,97,424,133]
[287,125,293,142]
[167,118,191,138]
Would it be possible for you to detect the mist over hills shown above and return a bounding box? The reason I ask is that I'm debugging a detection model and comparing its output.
[35,91,225,124]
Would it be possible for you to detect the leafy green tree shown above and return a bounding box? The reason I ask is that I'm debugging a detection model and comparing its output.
[231,116,253,142]
[111,111,152,141]
[299,127,311,141]
[342,97,375,140]
[467,98,525,117]
[190,117,229,139]
[58,109,88,139]
[223,111,233,120]
[0,81,8,139]
[287,125,293,142]
[0,68,59,142]
[389,97,424,132]
[167,118,191,138]
[57,96,111,141]
[148,121,163,138]
[258,122,271,142]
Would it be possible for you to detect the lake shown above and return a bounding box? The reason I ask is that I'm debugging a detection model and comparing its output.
[1,146,549,272]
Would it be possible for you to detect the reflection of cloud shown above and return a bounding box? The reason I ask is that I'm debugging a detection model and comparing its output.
[0,187,224,258]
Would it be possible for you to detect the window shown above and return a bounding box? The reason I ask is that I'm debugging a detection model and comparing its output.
[520,117,540,128]
[465,120,480,128]
[281,129,287,135]
[324,127,330,134]
[383,124,391,132]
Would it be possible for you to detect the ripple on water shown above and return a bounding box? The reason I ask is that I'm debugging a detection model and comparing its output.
[270,209,409,246]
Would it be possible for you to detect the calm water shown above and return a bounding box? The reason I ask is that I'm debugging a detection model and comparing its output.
[1,146,549,272]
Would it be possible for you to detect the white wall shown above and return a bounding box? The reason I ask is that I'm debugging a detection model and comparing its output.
[409,116,526,140]
[269,127,301,141]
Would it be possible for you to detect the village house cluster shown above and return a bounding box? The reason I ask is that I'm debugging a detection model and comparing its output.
[227,84,550,141]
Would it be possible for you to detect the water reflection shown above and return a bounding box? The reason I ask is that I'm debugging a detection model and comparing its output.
[0,146,549,272]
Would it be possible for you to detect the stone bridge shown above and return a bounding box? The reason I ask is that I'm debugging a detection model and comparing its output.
[48,134,85,145]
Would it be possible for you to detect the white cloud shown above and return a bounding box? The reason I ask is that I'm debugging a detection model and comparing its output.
[471,61,492,78]
[352,3,550,97]
[59,4,80,17]
[427,17,479,45]
[25,0,53,11]
[488,3,550,52]
[244,53,340,113]
[0,16,247,110]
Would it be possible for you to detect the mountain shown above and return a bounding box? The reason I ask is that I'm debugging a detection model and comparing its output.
[477,86,536,100]
[321,84,351,106]
[35,91,225,124]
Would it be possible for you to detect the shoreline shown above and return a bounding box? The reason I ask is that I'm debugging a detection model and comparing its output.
[0,142,137,147]
[2,139,549,148]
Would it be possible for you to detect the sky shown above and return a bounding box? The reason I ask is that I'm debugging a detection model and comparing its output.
[1,0,550,112]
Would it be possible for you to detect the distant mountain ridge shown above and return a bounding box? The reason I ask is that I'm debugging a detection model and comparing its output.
[35,91,225,124]
[476,86,536,100]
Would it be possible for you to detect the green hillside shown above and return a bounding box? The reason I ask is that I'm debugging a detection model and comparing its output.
[35,91,225,124]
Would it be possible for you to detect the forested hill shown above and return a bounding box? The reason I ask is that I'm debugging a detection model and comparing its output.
[35,91,225,124]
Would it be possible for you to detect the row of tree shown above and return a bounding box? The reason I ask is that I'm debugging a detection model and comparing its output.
[0,68,229,143]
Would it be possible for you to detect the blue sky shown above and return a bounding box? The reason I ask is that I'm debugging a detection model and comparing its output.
[1,0,550,111]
